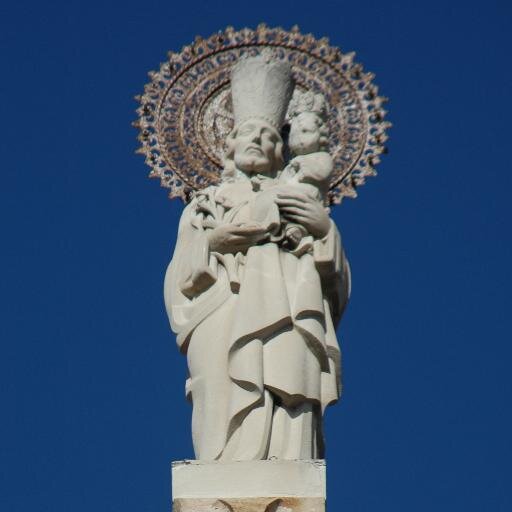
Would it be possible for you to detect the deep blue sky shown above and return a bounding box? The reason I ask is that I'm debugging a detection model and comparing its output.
[1,1,511,511]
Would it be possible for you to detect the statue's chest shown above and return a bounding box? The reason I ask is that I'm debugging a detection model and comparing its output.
[215,182,260,224]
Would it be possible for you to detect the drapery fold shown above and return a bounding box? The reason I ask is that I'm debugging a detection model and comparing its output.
[164,182,350,460]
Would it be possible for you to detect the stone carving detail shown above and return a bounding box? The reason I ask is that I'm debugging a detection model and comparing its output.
[173,498,323,512]
[136,26,390,462]
[135,25,390,204]
[265,499,293,512]
[171,460,326,511]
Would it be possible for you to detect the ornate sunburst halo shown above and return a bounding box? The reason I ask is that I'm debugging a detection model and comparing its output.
[134,25,390,204]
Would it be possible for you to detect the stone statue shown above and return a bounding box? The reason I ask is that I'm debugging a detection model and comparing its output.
[135,26,390,464]
[164,53,350,460]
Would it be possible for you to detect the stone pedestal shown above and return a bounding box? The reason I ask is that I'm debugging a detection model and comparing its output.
[172,459,326,512]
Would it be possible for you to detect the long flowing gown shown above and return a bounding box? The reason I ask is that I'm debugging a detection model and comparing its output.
[164,176,350,460]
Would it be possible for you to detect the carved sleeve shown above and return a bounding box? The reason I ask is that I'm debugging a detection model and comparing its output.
[313,220,351,325]
[172,195,219,300]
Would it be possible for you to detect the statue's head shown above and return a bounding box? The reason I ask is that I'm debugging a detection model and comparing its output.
[223,52,293,180]
[288,112,329,156]
[287,91,329,156]
[223,119,284,177]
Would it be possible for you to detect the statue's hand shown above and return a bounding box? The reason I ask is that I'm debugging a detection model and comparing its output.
[276,192,331,239]
[207,223,269,254]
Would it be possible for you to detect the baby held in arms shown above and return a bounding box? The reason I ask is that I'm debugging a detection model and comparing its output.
[252,90,333,248]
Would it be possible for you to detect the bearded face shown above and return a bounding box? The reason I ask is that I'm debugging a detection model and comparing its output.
[232,119,282,174]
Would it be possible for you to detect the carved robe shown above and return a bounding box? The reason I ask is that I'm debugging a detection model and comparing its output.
[164,177,350,460]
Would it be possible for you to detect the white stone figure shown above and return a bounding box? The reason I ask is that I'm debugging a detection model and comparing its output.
[164,52,351,461]
[251,91,333,251]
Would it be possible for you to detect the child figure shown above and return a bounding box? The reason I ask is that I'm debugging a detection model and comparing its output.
[250,90,332,249]
[280,90,333,247]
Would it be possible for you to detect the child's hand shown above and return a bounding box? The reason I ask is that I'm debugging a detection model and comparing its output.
[285,226,304,248]
[290,160,300,171]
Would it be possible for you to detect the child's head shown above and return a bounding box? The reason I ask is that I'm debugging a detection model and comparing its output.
[287,91,329,155]
[289,112,327,155]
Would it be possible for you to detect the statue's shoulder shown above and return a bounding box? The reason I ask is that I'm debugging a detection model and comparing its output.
[190,185,220,205]
[214,179,253,206]
[295,151,333,169]
[187,181,250,213]
[292,152,333,185]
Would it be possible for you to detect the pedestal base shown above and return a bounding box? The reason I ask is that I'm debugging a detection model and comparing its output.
[172,459,326,512]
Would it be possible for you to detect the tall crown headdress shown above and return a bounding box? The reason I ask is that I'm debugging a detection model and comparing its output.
[230,51,294,130]
[287,90,328,122]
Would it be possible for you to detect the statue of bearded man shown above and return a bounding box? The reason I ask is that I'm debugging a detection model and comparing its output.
[164,53,351,461]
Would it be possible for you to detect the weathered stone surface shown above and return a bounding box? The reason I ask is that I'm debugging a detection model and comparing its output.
[164,52,350,461]
[173,497,324,512]
[172,460,326,511]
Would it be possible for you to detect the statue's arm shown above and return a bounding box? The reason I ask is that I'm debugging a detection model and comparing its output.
[167,197,218,301]
[314,220,351,325]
